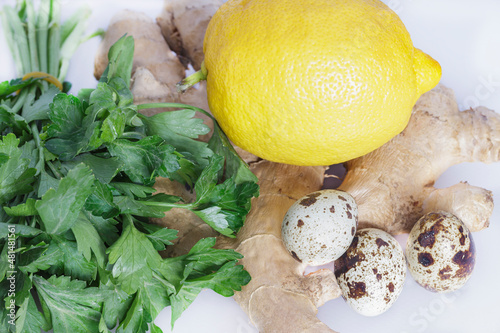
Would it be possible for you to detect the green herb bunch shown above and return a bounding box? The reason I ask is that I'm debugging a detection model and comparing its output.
[0,1,258,332]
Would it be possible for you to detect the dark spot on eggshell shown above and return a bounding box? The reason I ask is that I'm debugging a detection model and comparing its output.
[458,226,466,246]
[387,282,395,293]
[346,210,352,219]
[334,237,366,278]
[321,244,327,249]
[356,229,370,238]
[373,268,377,274]
[384,296,391,304]
[347,281,367,299]
[291,251,302,263]
[346,203,352,210]
[351,226,355,236]
[376,238,389,248]
[417,214,448,249]
[330,205,335,213]
[299,192,321,207]
[418,252,434,267]
[285,221,289,226]
[376,274,382,281]
[439,265,452,280]
[338,195,348,201]
[452,241,476,278]
[297,219,304,227]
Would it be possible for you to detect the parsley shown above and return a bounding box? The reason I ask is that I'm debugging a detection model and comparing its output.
[0,1,258,332]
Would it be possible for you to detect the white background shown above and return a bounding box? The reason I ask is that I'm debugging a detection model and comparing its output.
[1,1,500,333]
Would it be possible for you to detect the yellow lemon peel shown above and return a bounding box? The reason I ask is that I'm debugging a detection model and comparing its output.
[202,0,442,166]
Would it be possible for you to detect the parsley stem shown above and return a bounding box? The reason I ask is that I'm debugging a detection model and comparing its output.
[121,131,146,140]
[36,0,51,74]
[3,6,31,74]
[10,89,29,114]
[48,0,61,77]
[137,103,216,123]
[140,200,196,209]
[26,1,40,73]
[0,9,22,75]
[31,122,45,176]
[123,213,134,228]
[48,22,61,77]
[30,216,38,228]
[46,160,63,179]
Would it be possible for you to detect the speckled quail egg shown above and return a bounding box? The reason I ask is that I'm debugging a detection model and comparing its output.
[334,228,406,316]
[281,189,358,266]
[406,211,476,293]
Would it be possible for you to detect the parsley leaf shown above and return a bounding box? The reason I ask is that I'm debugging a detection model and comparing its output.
[158,238,250,327]
[107,136,180,186]
[71,211,107,267]
[0,77,39,99]
[84,181,119,218]
[142,110,213,171]
[102,35,135,86]
[35,163,95,234]
[107,216,162,294]
[99,269,133,330]
[34,275,103,333]
[44,94,88,160]
[22,85,60,123]
[208,123,259,185]
[14,276,50,333]
[47,235,97,281]
[115,290,151,333]
[145,227,178,251]
[168,261,250,327]
[0,134,36,205]
[3,198,37,216]
[1,14,258,332]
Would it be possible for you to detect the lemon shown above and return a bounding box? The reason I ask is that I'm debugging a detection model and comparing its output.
[202,0,441,166]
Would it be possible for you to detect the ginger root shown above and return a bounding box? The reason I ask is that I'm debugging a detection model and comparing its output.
[93,9,212,133]
[94,2,499,332]
[339,84,499,234]
[156,0,223,70]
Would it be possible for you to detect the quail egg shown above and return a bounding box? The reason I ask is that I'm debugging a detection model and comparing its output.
[334,228,406,316]
[281,189,358,266]
[406,211,476,293]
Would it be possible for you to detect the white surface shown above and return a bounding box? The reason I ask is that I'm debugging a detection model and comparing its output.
[1,1,500,333]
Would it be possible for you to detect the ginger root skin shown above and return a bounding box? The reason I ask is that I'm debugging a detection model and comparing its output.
[94,9,185,105]
[339,84,498,234]
[156,0,224,70]
[93,9,212,129]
